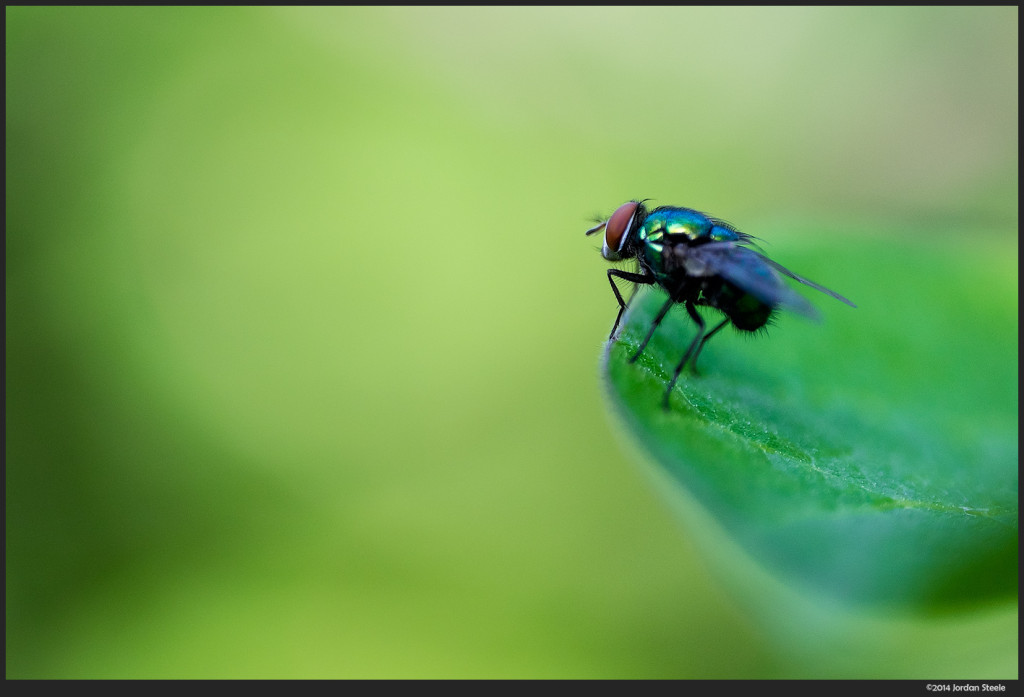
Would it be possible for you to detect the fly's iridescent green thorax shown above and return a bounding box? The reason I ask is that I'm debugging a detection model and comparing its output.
[636,206,743,280]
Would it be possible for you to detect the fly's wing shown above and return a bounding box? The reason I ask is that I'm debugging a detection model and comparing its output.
[752,251,858,308]
[674,242,821,319]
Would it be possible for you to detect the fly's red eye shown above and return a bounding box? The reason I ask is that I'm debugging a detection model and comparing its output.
[604,202,638,256]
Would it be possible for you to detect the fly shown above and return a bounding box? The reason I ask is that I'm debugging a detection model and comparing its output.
[587,200,856,408]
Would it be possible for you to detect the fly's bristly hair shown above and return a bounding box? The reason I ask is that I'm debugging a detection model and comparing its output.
[741,311,778,338]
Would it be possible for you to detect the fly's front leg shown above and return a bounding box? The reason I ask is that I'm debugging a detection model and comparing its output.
[605,269,654,340]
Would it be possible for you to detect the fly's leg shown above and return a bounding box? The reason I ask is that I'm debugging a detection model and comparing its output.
[630,294,675,364]
[605,269,655,340]
[661,304,728,410]
[662,303,705,410]
[689,317,729,374]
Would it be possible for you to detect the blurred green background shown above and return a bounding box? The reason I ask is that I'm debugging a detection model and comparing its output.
[6,6,1017,678]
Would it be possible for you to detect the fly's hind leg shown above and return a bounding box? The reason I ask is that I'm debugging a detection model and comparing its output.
[689,316,729,375]
[661,303,728,410]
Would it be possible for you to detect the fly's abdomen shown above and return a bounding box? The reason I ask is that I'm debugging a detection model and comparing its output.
[702,278,774,331]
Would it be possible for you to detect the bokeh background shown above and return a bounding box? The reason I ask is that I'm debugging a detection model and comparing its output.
[6,6,1017,678]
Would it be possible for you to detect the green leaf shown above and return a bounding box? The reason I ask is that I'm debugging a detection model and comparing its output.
[601,233,1017,613]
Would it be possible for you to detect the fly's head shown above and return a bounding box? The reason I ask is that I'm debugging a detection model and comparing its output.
[585,201,647,262]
